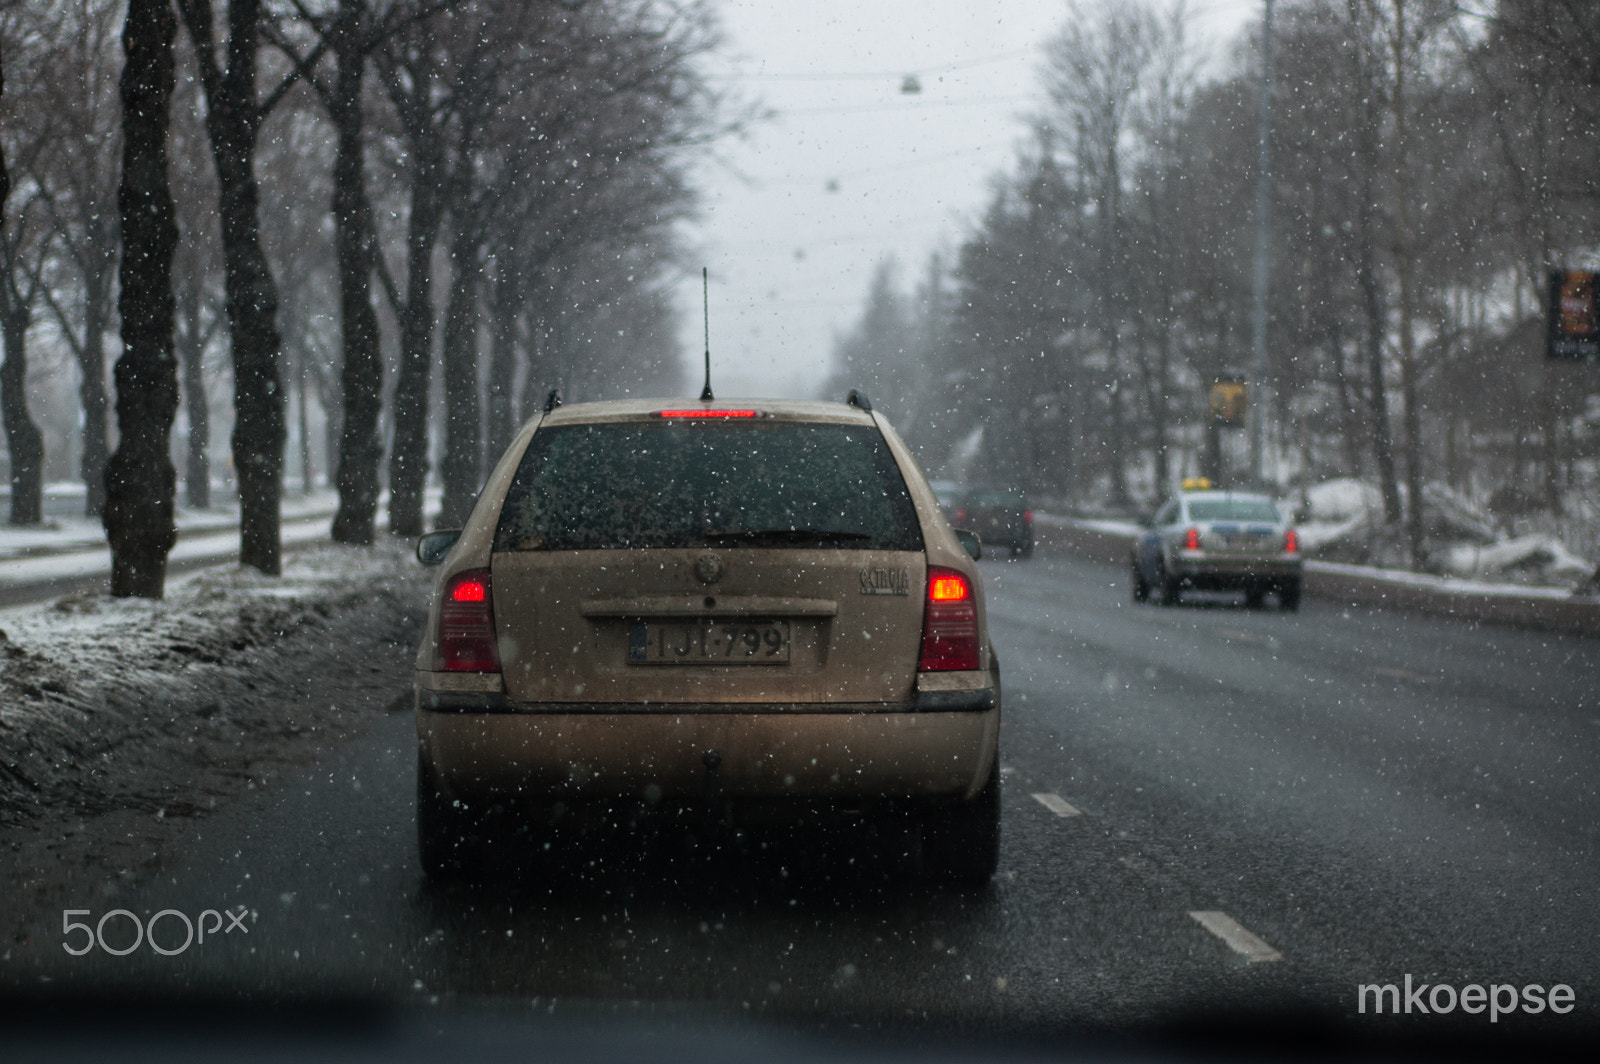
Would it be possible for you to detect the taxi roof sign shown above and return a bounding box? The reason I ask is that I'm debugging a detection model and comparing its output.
[1182,477,1213,491]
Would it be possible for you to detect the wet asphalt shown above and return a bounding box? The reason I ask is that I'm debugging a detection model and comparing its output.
[9,551,1600,1047]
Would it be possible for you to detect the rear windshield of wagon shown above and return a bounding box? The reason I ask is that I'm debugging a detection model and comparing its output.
[493,420,924,551]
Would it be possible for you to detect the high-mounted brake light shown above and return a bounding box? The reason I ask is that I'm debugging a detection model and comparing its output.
[1284,528,1300,554]
[439,568,499,672]
[920,566,979,672]
[1184,527,1201,551]
[658,409,758,419]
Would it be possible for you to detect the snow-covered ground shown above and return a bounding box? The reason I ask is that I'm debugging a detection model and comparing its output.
[0,541,426,828]
[0,487,441,599]
[1296,477,1595,588]
[0,487,340,560]
[0,541,428,942]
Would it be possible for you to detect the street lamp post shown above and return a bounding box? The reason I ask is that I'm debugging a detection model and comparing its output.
[1249,0,1275,488]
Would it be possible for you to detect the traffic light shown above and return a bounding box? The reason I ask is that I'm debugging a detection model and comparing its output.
[1209,373,1248,428]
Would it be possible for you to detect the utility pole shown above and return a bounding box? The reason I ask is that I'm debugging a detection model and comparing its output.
[1249,0,1275,487]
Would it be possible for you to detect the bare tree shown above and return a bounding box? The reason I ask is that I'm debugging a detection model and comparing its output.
[103,0,180,597]
[175,0,295,574]
[0,2,52,526]
[29,0,121,518]
[1042,0,1161,506]
[168,55,227,510]
[426,0,722,516]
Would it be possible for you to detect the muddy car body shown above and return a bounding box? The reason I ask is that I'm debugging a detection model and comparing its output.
[413,397,1001,881]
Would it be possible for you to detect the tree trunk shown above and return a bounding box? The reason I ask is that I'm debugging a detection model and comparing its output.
[1203,406,1223,486]
[298,349,312,494]
[1360,250,1403,527]
[104,0,180,598]
[1357,184,1402,524]
[0,55,44,528]
[387,138,446,538]
[1105,341,1130,505]
[1390,0,1425,568]
[1099,137,1130,508]
[1541,371,1562,512]
[1151,331,1171,495]
[1329,317,1363,476]
[330,0,384,545]
[1,306,44,527]
[78,264,112,517]
[484,262,518,468]
[179,0,285,573]
[438,226,481,528]
[516,314,544,422]
[176,273,211,507]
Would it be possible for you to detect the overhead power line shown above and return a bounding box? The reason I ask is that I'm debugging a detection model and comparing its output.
[707,48,1035,83]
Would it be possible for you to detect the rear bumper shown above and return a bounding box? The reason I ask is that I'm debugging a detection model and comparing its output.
[1172,555,1301,587]
[417,686,994,714]
[416,693,999,803]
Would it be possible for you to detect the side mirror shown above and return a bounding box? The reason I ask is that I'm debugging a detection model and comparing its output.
[416,529,463,566]
[955,528,982,561]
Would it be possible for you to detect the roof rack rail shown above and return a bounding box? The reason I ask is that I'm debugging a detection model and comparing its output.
[543,389,562,413]
[846,388,873,412]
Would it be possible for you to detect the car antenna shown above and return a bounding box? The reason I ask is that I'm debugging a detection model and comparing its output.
[700,266,714,402]
[543,388,562,413]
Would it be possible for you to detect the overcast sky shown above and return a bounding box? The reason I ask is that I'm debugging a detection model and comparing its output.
[674,0,1262,400]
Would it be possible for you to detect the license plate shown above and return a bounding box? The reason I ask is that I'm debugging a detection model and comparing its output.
[628,620,791,664]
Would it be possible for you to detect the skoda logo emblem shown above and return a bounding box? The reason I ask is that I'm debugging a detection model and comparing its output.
[694,553,724,585]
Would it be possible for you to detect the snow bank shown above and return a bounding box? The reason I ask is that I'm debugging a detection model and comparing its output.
[1305,478,1386,523]
[1442,535,1595,586]
[0,543,426,828]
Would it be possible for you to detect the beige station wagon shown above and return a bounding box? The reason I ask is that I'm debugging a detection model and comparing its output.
[412,394,1002,883]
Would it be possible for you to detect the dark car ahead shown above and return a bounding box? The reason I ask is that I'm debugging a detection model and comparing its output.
[956,486,1033,558]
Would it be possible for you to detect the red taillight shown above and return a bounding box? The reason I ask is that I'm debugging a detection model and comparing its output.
[1184,527,1201,551]
[1284,528,1299,553]
[1023,509,1034,524]
[954,508,967,524]
[919,566,979,672]
[450,576,486,602]
[439,568,499,672]
[658,409,758,418]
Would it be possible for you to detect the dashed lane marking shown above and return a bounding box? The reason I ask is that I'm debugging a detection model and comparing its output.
[1031,792,1081,818]
[1188,911,1283,963]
